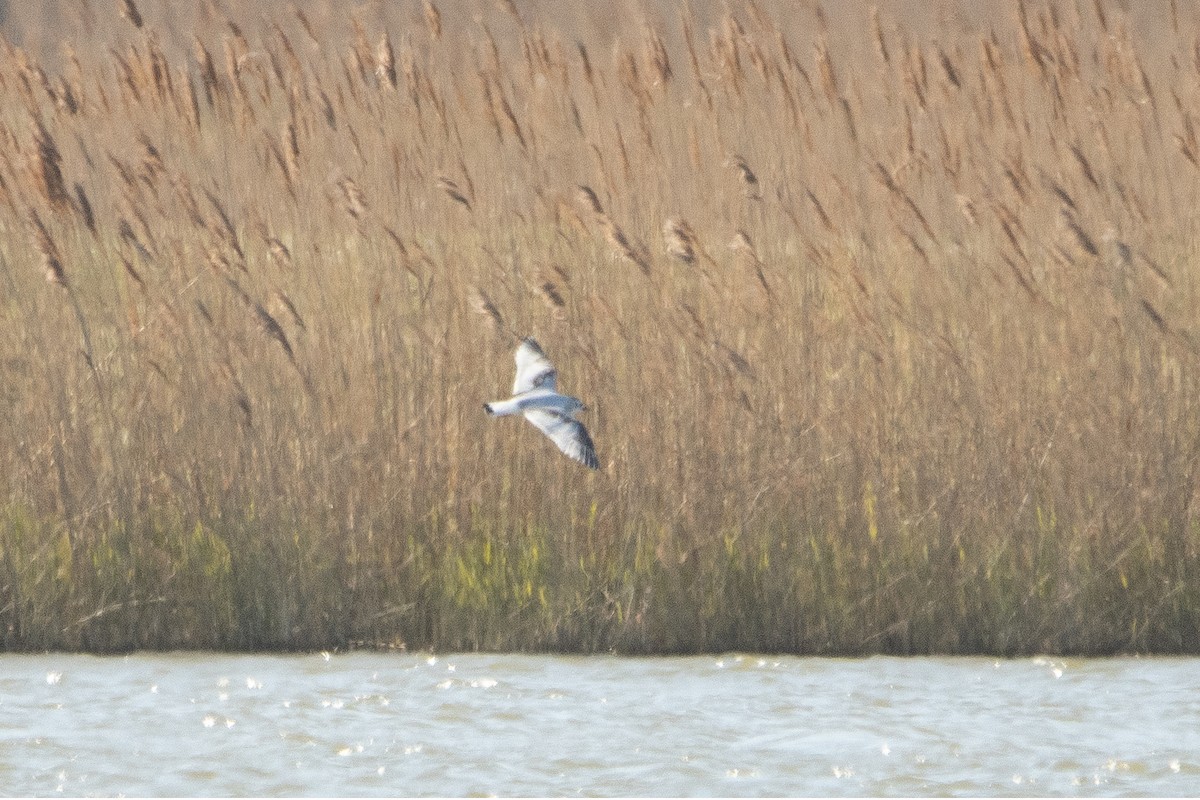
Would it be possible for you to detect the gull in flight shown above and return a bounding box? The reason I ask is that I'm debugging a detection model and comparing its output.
[484,338,599,470]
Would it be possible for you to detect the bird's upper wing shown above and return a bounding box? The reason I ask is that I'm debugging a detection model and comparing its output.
[524,409,599,469]
[513,338,557,394]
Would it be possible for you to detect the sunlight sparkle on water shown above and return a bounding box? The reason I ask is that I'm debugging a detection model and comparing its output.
[4,654,1199,796]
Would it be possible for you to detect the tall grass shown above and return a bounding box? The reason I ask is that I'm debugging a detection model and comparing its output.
[1,0,1199,654]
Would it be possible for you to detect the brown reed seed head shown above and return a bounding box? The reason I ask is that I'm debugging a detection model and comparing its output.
[119,0,144,29]
[423,1,442,41]
[662,218,696,264]
[376,34,397,89]
[28,208,67,287]
[576,185,604,217]
[32,118,70,210]
[727,154,761,199]
[436,177,472,211]
[469,286,504,331]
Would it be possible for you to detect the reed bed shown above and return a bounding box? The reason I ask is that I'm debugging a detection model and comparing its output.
[1,0,1199,654]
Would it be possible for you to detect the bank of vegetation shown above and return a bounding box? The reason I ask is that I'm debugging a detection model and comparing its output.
[1,0,1198,653]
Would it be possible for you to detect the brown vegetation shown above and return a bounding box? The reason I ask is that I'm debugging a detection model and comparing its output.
[0,1,1199,654]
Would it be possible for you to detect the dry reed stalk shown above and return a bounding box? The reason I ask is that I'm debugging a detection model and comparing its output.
[495,88,528,151]
[679,13,712,109]
[118,218,154,262]
[598,215,651,276]
[534,277,567,320]
[28,207,67,287]
[271,289,306,332]
[73,183,96,235]
[423,1,443,41]
[119,0,144,30]
[53,76,79,115]
[815,37,840,102]
[476,77,504,144]
[555,197,589,239]
[146,35,174,102]
[182,68,202,131]
[495,0,520,20]
[1140,299,1169,334]
[746,39,770,83]
[614,43,647,102]
[805,188,835,233]
[839,97,859,143]
[727,154,761,200]
[32,117,70,211]
[995,205,1030,265]
[729,230,772,301]
[194,38,218,107]
[279,122,300,183]
[642,26,672,88]
[1068,143,1101,189]
[469,285,505,333]
[206,247,245,276]
[316,89,337,130]
[170,174,205,228]
[870,7,890,65]
[1061,210,1099,258]
[575,184,604,217]
[873,162,937,243]
[138,133,164,178]
[266,237,292,270]
[436,177,472,211]
[222,273,295,362]
[687,124,702,170]
[662,217,697,264]
[956,194,978,226]
[348,17,372,82]
[716,339,755,380]
[337,176,368,220]
[203,189,244,258]
[938,48,961,91]
[377,34,397,91]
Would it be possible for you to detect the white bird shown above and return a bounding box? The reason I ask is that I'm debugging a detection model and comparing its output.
[484,338,599,470]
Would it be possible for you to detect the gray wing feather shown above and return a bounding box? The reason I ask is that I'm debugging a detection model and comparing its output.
[524,409,599,469]
[513,338,557,394]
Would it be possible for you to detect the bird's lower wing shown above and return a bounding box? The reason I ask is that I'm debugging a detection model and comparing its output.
[524,409,599,469]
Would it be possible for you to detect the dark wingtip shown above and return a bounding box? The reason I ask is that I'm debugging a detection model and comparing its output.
[483,403,494,415]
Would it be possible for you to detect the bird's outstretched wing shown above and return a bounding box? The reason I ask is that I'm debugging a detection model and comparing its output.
[524,409,599,469]
[513,337,557,394]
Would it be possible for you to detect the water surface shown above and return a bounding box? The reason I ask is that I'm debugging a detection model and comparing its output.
[1,652,1197,796]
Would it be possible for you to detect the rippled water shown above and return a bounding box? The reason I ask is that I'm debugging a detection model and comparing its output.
[1,652,1198,796]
